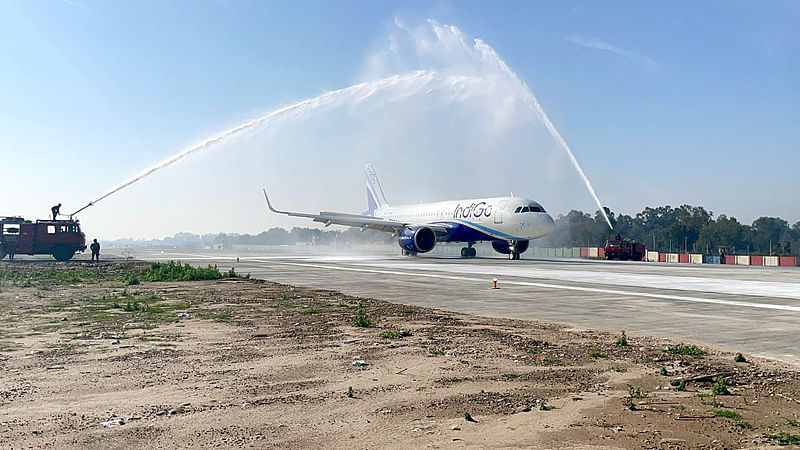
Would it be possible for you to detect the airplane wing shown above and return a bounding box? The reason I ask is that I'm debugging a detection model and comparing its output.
[262,189,408,234]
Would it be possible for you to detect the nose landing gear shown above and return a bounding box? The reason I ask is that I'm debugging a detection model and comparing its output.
[508,241,520,260]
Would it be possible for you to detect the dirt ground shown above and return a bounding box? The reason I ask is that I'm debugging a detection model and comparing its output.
[1,261,799,449]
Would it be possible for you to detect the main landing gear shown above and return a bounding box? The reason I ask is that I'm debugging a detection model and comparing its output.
[460,242,477,259]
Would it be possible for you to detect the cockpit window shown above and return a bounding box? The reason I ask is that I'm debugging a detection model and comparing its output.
[528,204,545,213]
[515,204,546,213]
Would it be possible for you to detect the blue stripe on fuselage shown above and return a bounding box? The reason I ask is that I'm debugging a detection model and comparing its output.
[429,220,526,242]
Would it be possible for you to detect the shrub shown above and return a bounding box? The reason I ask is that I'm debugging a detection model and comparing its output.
[763,432,800,446]
[616,331,628,347]
[734,353,747,363]
[660,367,668,376]
[347,386,354,398]
[587,345,607,358]
[130,261,245,283]
[502,373,520,380]
[714,410,741,420]
[666,344,706,357]
[464,412,476,422]
[676,380,687,391]
[712,376,731,396]
[628,385,648,399]
[352,303,373,328]
[379,330,408,339]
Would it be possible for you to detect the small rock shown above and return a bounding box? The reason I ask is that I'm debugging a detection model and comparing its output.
[450,425,461,431]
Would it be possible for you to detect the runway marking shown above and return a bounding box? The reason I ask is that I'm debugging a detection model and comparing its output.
[355,260,800,300]
[263,260,800,313]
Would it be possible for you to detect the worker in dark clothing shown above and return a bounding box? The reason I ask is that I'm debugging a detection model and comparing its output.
[51,203,61,220]
[90,239,100,262]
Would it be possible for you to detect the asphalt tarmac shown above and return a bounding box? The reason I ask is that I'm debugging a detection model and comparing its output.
[120,248,800,366]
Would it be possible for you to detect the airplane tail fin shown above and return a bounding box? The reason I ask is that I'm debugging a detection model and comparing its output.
[364,163,388,216]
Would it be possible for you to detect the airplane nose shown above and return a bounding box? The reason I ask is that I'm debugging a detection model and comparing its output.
[543,214,555,235]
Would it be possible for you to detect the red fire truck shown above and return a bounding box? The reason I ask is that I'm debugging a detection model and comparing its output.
[0,217,86,261]
[603,236,645,261]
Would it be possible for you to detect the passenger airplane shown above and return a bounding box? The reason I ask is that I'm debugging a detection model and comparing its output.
[263,164,555,259]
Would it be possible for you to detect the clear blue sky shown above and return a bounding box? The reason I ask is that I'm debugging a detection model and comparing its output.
[1,1,798,238]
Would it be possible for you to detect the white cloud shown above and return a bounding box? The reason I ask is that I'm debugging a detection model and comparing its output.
[565,34,657,71]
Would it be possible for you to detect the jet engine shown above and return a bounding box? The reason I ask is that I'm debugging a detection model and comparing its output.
[398,226,436,254]
[491,240,530,255]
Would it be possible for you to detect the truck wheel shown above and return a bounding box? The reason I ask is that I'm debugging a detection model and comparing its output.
[52,247,75,262]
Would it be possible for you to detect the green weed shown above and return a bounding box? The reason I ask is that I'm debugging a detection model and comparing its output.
[712,376,731,396]
[379,330,409,339]
[128,261,245,283]
[666,344,706,357]
[587,345,607,358]
[763,432,800,445]
[616,331,628,347]
[352,303,373,328]
[714,410,741,420]
[502,373,520,380]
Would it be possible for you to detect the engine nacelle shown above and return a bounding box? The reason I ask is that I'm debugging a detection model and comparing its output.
[491,240,530,255]
[398,226,436,254]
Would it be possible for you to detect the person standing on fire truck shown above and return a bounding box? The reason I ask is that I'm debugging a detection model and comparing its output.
[90,239,100,262]
[51,203,61,220]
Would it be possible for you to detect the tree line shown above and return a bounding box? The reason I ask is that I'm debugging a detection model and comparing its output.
[538,205,798,256]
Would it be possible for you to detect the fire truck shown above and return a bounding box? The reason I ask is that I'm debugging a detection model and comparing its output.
[603,236,645,261]
[0,216,86,261]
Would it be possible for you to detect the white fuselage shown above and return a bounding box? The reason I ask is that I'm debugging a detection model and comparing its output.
[376,196,555,242]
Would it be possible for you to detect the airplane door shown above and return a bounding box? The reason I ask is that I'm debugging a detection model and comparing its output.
[494,200,506,224]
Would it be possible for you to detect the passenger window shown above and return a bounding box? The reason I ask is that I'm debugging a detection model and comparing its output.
[47,225,56,234]
[59,225,68,233]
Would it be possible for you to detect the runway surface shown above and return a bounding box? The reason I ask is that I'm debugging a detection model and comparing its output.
[122,248,800,366]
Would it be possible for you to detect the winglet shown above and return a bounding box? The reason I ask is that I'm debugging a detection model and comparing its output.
[263,188,285,214]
